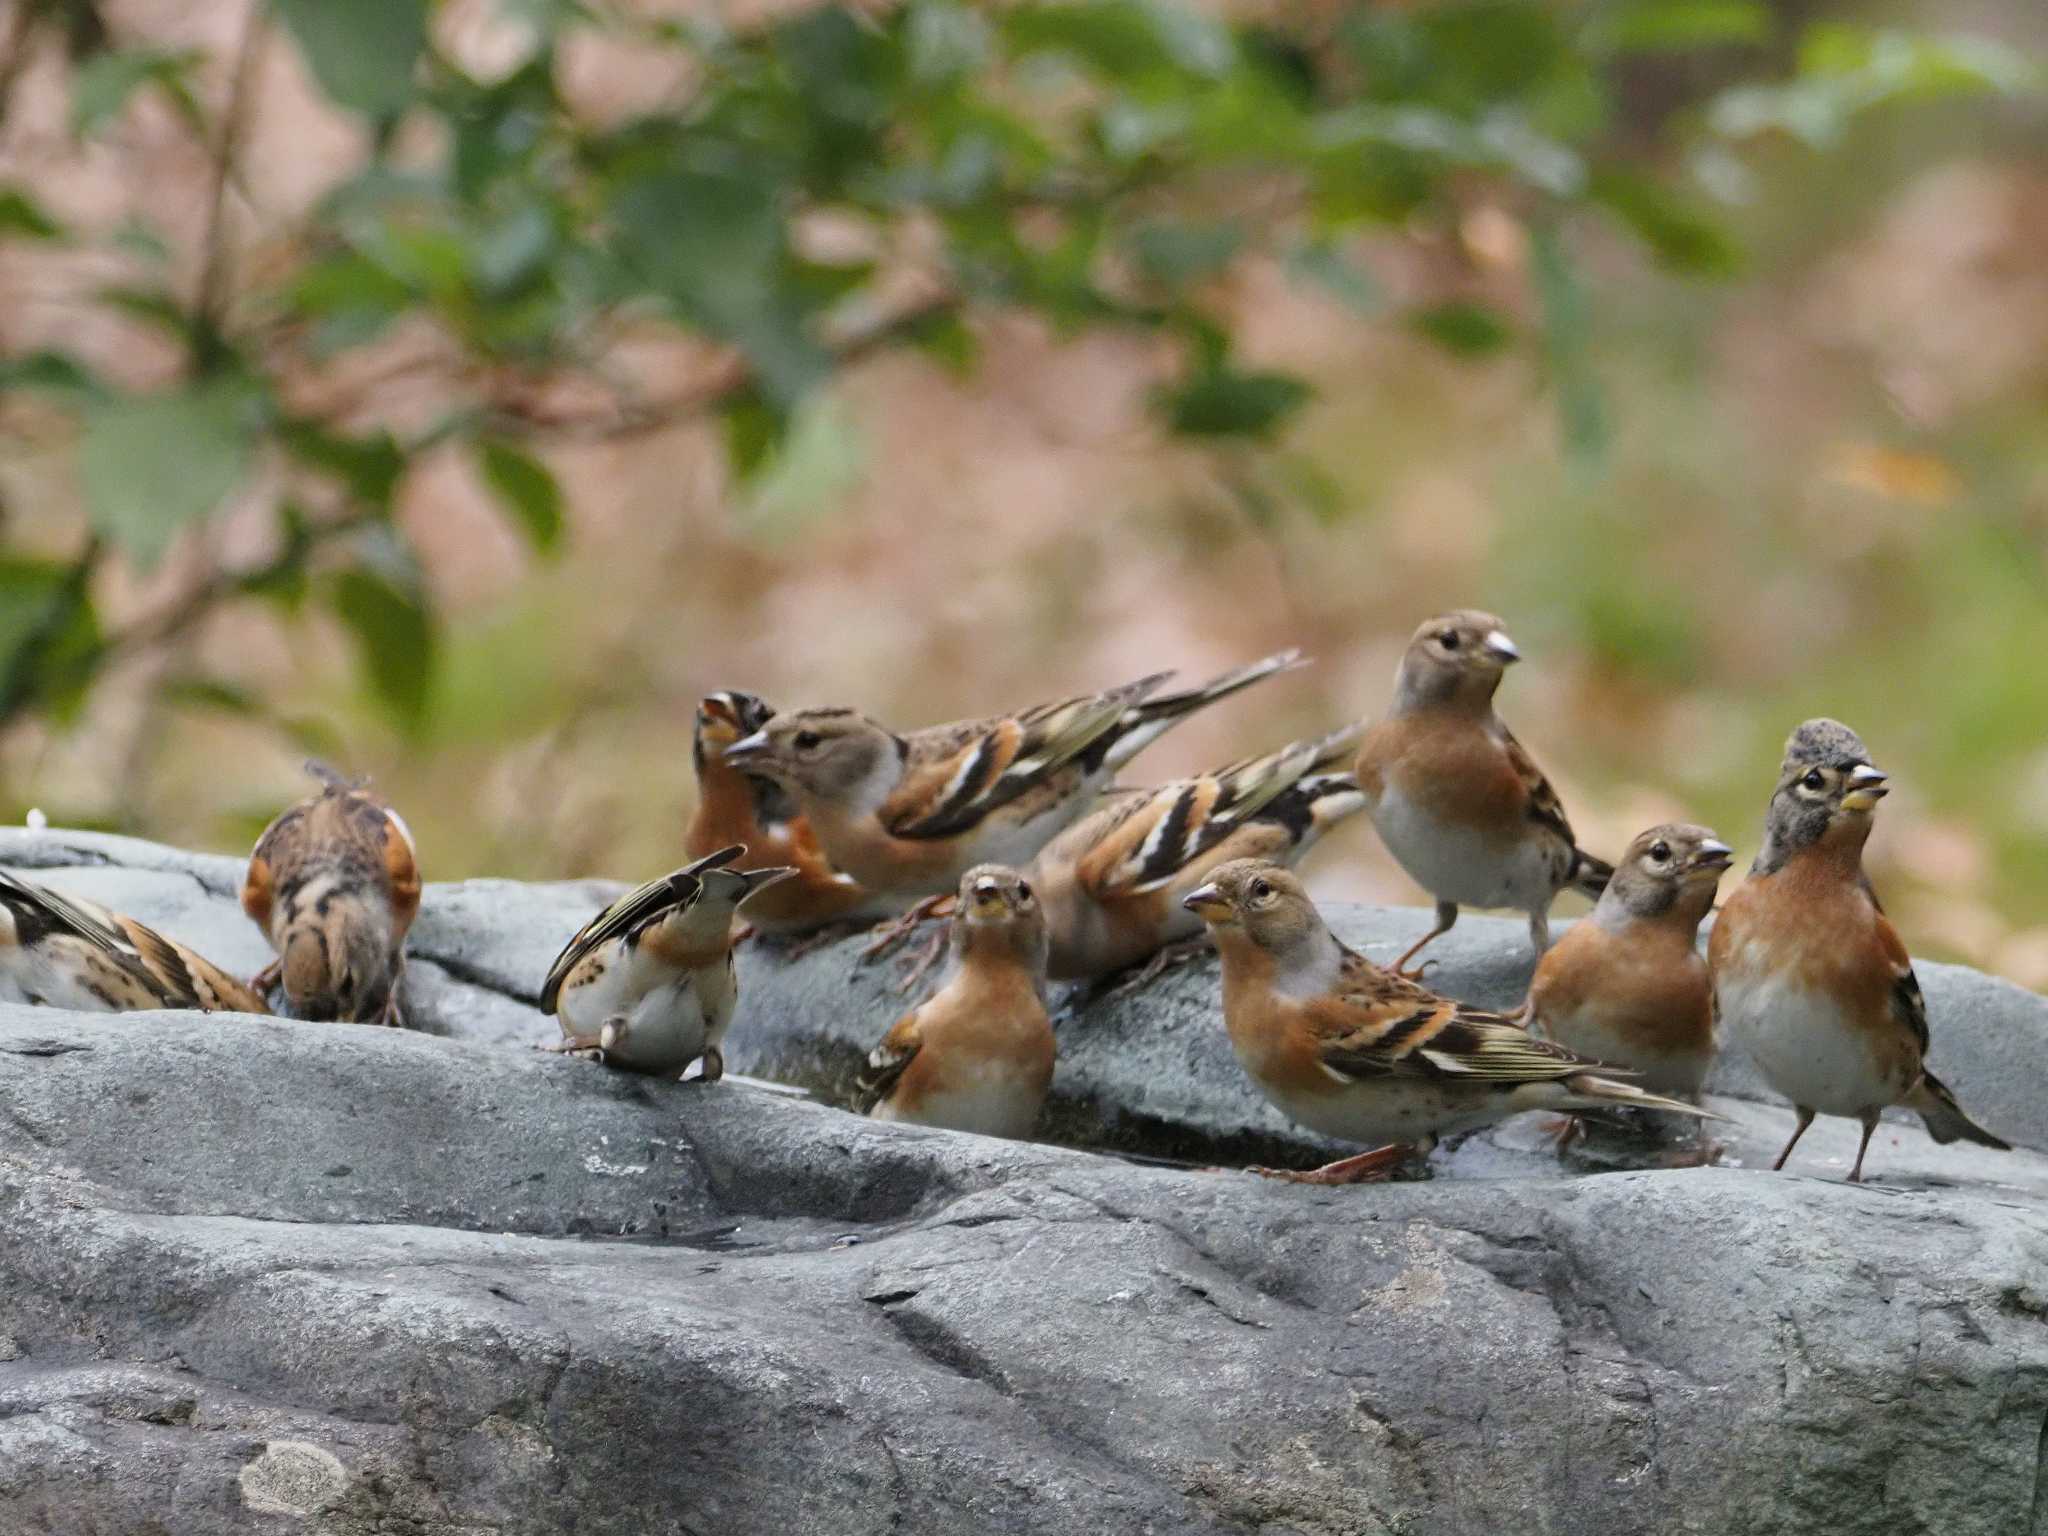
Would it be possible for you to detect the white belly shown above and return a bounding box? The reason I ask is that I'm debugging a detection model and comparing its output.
[558,947,722,1074]
[871,1064,1045,1141]
[1716,965,1903,1116]
[0,947,133,1011]
[1542,1008,1712,1097]
[1371,786,1559,912]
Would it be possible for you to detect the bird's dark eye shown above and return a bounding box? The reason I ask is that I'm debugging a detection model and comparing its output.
[1015,881,1034,902]
[794,730,823,751]
[1250,878,1272,900]
[1801,768,1825,791]
[1649,841,1670,862]
[1438,630,1461,649]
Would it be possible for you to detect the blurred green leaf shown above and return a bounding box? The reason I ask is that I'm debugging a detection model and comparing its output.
[70,47,204,136]
[1588,169,1743,277]
[0,351,107,405]
[1130,220,1242,287]
[0,558,101,721]
[1530,224,1608,468]
[723,394,782,483]
[274,0,427,119]
[1587,0,1769,56]
[1410,302,1513,357]
[94,284,196,343]
[280,422,405,511]
[328,559,435,730]
[476,438,564,554]
[739,396,869,540]
[0,186,62,240]
[1285,239,1381,315]
[1162,364,1311,439]
[1005,2,1233,79]
[907,309,980,376]
[79,379,263,568]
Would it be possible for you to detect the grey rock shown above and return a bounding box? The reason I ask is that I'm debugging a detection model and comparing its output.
[5,828,2048,1534]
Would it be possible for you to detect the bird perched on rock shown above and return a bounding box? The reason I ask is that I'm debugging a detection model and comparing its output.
[1353,612,1610,973]
[0,868,268,1014]
[1522,823,1731,1099]
[540,845,794,1080]
[1709,720,2009,1182]
[722,651,1303,916]
[1025,721,1366,986]
[858,864,1054,1140]
[688,689,887,936]
[242,762,420,1026]
[1181,859,1713,1182]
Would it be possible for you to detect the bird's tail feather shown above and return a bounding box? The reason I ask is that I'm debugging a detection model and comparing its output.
[1907,1072,2011,1149]
[1564,1074,1725,1121]
[1569,848,1614,900]
[1103,649,1307,770]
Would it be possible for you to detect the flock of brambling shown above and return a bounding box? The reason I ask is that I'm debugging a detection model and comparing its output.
[0,611,2012,1186]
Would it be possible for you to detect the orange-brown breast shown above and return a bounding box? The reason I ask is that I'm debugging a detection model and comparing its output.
[1217,938,1342,1101]
[1533,917,1711,1059]
[1363,713,1531,848]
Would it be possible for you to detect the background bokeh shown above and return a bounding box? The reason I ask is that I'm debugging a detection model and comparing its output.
[2,0,2045,977]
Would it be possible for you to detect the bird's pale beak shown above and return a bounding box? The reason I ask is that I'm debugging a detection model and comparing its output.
[723,729,772,765]
[1691,838,1734,873]
[1482,630,1521,664]
[969,875,1006,914]
[1182,883,1230,921]
[1841,764,1889,814]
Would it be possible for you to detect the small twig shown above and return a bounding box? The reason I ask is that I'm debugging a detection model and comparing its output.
[193,0,268,365]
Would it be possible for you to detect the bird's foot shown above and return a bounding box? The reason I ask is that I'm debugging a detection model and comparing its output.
[693,1046,725,1084]
[1542,1114,1587,1152]
[892,929,949,996]
[859,896,951,966]
[536,1033,606,1063]
[1248,1143,1414,1185]
[1097,937,1212,1001]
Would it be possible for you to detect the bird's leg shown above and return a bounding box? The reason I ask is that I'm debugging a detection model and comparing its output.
[1390,902,1457,980]
[1846,1109,1880,1183]
[1099,937,1213,1001]
[770,919,871,961]
[1542,1115,1587,1152]
[1526,907,1552,955]
[860,896,950,964]
[598,1015,629,1052]
[1249,1142,1416,1185]
[537,1032,606,1062]
[891,928,951,996]
[694,1046,725,1084]
[1771,1105,1817,1171]
[730,921,757,945]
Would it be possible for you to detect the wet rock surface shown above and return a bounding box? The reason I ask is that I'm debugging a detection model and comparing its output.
[4,828,2048,1535]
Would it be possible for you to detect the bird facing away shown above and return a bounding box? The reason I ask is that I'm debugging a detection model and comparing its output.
[242,762,421,1026]
[540,845,794,1080]
[1709,719,2009,1182]
[1522,823,1731,1098]
[721,651,1304,914]
[1025,720,1367,984]
[688,689,888,935]
[859,864,1054,1140]
[1181,858,1712,1183]
[0,868,268,1014]
[1353,612,1611,973]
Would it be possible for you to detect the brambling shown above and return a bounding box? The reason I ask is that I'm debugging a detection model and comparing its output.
[1522,823,1731,1098]
[241,762,421,1026]
[688,690,887,936]
[1353,612,1611,973]
[722,651,1303,914]
[539,844,795,1080]
[0,868,268,1014]
[1027,721,1367,985]
[1182,859,1711,1183]
[858,865,1054,1140]
[1709,720,2009,1182]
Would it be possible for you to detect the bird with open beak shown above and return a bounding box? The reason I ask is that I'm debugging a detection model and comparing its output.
[1182,858,1714,1183]
[718,652,1304,918]
[1353,611,1612,974]
[858,865,1054,1140]
[1709,719,2009,1182]
[539,845,794,1081]
[1522,822,1733,1101]
[689,689,886,936]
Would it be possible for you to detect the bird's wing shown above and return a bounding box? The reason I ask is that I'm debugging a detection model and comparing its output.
[856,1009,924,1111]
[1499,724,1578,850]
[883,674,1168,841]
[538,848,745,1014]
